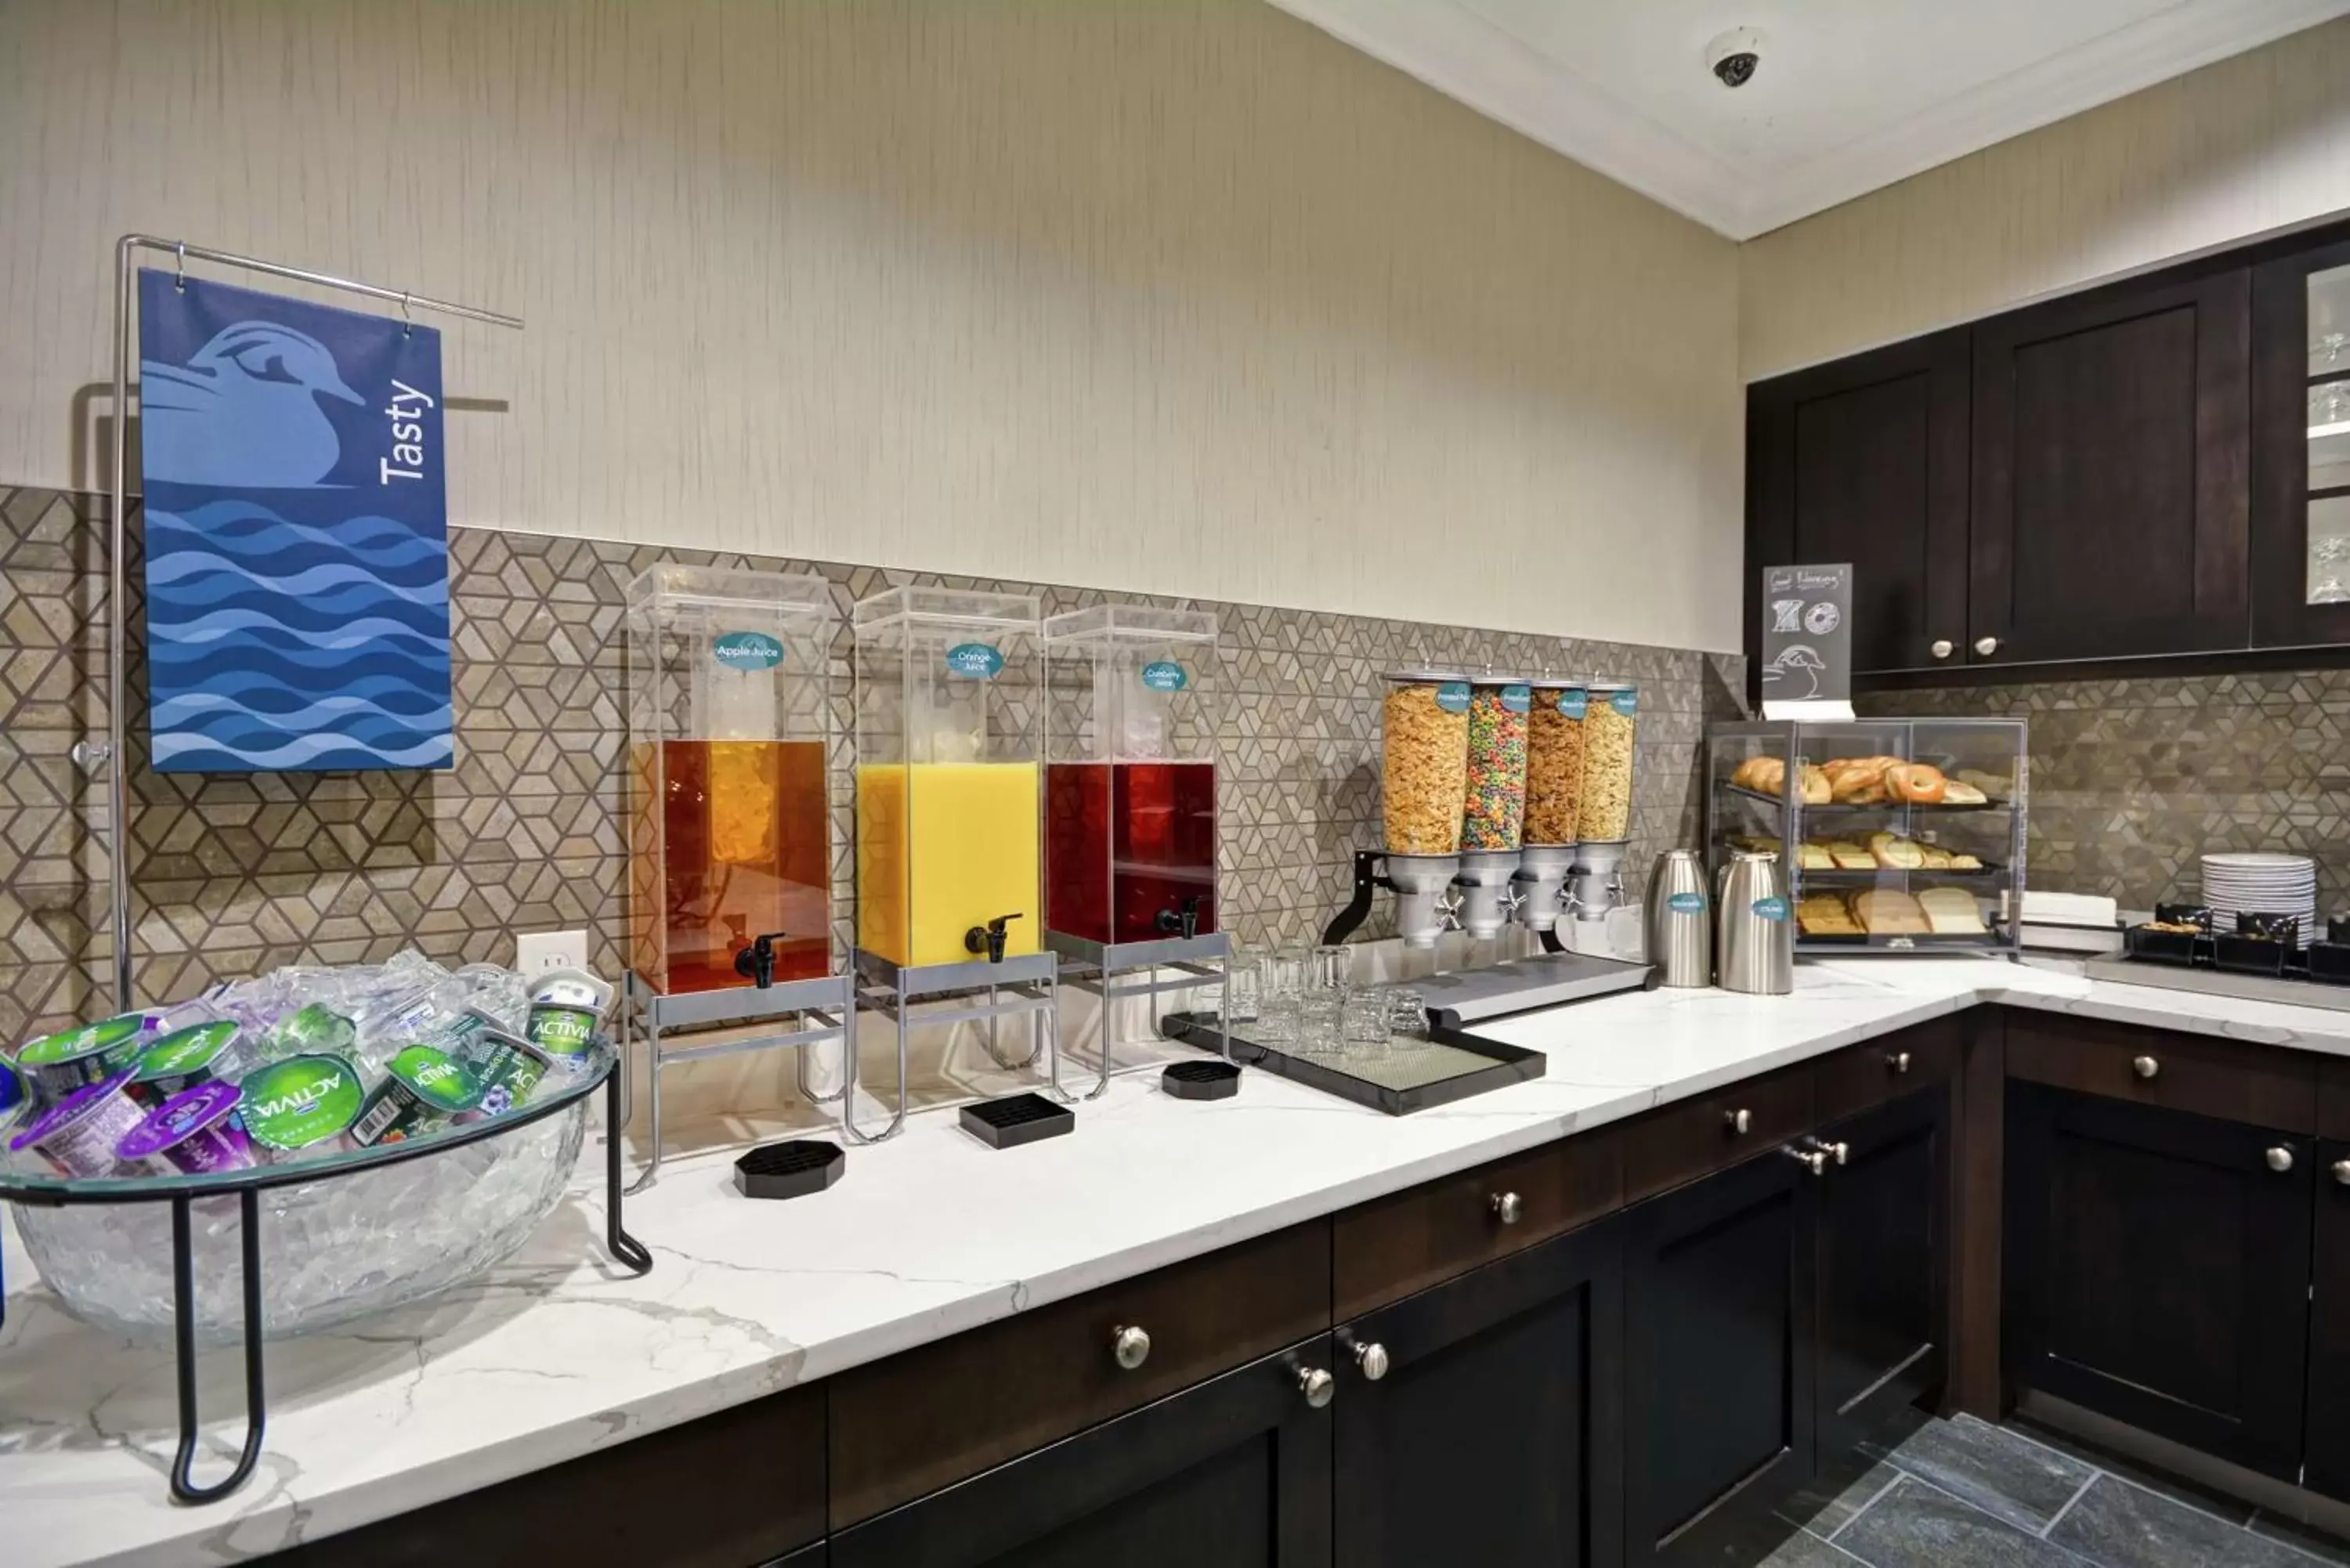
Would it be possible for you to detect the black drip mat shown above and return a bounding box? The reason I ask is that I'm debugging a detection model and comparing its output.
[1162,1060,1241,1101]
[734,1139,845,1200]
[960,1092,1075,1150]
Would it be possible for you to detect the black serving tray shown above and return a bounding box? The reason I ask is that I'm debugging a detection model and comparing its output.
[2124,926,2207,966]
[1159,1011,1542,1116]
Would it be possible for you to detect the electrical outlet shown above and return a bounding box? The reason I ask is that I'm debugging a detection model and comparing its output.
[515,930,588,977]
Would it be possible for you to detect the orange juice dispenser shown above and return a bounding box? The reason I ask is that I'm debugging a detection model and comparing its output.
[1042,606,1230,1097]
[622,566,853,1184]
[850,588,1058,1135]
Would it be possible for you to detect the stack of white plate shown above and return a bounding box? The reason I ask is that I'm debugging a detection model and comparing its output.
[2200,852,2319,937]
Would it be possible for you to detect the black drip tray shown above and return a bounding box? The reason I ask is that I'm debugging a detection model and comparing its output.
[960,1093,1075,1150]
[1162,1060,1241,1101]
[734,1139,845,1200]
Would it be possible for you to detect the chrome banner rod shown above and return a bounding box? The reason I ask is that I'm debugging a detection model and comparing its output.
[103,233,521,1010]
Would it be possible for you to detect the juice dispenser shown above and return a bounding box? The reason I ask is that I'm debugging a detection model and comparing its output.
[626,566,837,995]
[1043,606,1220,948]
[852,588,1045,970]
[623,565,853,1185]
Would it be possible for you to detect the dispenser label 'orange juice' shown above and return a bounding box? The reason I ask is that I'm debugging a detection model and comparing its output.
[857,762,1040,966]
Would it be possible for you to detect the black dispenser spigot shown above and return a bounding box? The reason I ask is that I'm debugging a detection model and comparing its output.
[964,912,1023,963]
[734,930,792,988]
[1155,895,1205,941]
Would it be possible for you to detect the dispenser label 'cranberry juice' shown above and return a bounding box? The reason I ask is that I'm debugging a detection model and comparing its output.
[1047,761,1217,944]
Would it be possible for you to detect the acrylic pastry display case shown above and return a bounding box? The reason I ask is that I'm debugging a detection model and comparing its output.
[1705,718,2027,956]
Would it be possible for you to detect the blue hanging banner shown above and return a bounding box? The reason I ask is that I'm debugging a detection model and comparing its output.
[137,269,452,772]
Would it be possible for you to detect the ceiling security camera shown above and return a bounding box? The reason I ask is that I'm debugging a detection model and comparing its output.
[1705,27,1763,89]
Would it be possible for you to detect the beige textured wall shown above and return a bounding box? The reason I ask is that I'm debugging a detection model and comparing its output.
[1741,15,2350,381]
[0,0,1743,652]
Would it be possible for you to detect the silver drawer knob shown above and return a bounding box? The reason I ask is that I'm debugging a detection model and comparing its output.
[1490,1190,1523,1225]
[1112,1324,1152,1371]
[2333,1159,2350,1186]
[1974,636,2000,656]
[1784,1145,1828,1176]
[1930,639,1954,660]
[2269,1145,2296,1173]
[1726,1108,1753,1135]
[2132,1055,2160,1080]
[1352,1341,1391,1382]
[1297,1366,1336,1408]
[1888,1051,1912,1074]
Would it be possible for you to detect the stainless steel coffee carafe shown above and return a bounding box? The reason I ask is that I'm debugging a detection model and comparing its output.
[1644,850,1712,987]
[1717,850,1794,995]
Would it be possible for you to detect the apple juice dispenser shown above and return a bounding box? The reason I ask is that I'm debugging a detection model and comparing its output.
[625,566,837,995]
[1042,607,1220,949]
[852,588,1044,970]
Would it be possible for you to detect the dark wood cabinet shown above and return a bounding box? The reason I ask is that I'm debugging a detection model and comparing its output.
[1746,331,1972,678]
[2305,1143,2350,1501]
[830,1339,1335,1568]
[2252,231,2350,649]
[1334,1217,1623,1568]
[1970,266,2251,665]
[765,1547,828,1567]
[1622,1149,1817,1564]
[2005,1084,2312,1479]
[1815,1086,1951,1458]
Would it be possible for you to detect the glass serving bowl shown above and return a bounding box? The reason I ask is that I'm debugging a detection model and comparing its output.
[5,1047,609,1346]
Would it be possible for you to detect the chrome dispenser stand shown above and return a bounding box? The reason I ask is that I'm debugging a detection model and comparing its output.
[847,949,1061,1142]
[620,970,855,1193]
[1044,930,1232,1100]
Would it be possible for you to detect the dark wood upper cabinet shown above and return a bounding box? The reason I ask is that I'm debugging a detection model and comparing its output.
[1746,331,1971,679]
[1815,1086,1951,1460]
[1622,1150,1817,1564]
[1335,1219,1623,1568]
[2252,233,2350,649]
[2005,1083,2311,1481]
[1969,266,2251,665]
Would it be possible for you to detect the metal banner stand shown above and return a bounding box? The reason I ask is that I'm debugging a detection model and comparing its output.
[847,949,1060,1142]
[0,1047,648,1505]
[620,970,855,1191]
[87,233,525,1014]
[1043,931,1232,1100]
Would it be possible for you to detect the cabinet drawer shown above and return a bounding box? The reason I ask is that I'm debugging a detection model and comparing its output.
[827,1219,1331,1528]
[1814,1018,1962,1126]
[1333,1133,1622,1320]
[2006,1013,2316,1133]
[1622,1067,1816,1205]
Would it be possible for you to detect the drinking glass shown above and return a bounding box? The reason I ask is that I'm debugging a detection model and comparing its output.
[1384,988,1430,1044]
[1340,989,1389,1057]
[1253,950,1303,1046]
[1217,949,1260,1027]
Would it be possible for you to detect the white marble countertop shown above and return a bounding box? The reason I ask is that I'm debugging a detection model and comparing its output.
[11,956,2350,1566]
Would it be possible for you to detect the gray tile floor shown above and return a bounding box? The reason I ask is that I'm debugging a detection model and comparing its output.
[1743,1413,2350,1567]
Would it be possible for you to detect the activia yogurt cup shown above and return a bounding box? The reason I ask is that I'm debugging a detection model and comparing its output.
[116,1080,254,1176]
[352,1045,482,1147]
[13,1013,154,1103]
[237,1053,365,1158]
[8,1072,146,1178]
[459,1030,552,1122]
[127,1020,242,1109]
[524,970,611,1064]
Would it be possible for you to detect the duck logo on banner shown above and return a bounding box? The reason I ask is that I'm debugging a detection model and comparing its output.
[137,270,452,772]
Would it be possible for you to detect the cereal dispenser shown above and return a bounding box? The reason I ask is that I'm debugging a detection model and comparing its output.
[1513,677,1585,935]
[851,588,1058,1134]
[1375,668,1470,948]
[622,566,853,1186]
[1454,673,1532,939]
[1042,606,1231,1095]
[1567,681,1640,942]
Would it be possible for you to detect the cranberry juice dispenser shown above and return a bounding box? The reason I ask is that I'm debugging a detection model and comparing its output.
[1043,607,1220,946]
[853,587,1044,967]
[626,566,836,995]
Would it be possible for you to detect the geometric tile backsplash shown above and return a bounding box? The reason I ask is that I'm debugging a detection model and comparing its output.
[0,484,1745,1042]
[1863,672,2350,920]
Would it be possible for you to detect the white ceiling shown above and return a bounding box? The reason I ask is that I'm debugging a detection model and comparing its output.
[1267,0,2350,239]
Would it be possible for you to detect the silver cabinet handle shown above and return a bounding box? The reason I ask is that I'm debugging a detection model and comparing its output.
[2334,1159,2350,1186]
[2269,1145,2297,1173]
[1974,636,2000,656]
[1887,1050,1912,1074]
[1725,1108,1753,1136]
[1783,1145,1828,1176]
[1112,1324,1152,1371]
[1297,1366,1336,1408]
[1351,1340,1391,1382]
[1490,1190,1523,1225]
[1930,639,1954,660]
[1821,1140,1851,1167]
[2132,1055,2160,1080]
